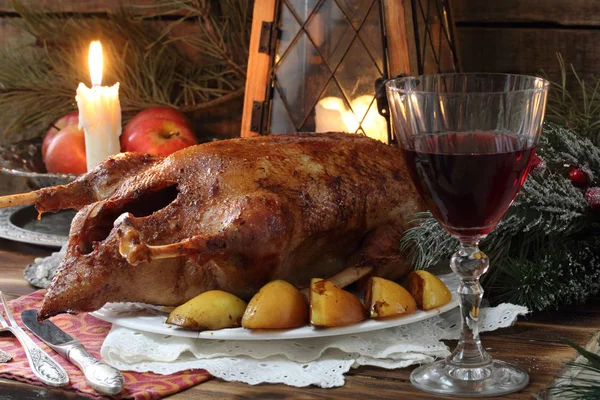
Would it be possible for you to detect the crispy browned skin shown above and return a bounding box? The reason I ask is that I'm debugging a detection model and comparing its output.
[35,153,161,214]
[39,132,422,318]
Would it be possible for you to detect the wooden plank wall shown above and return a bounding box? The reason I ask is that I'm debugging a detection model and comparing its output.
[0,0,155,46]
[452,0,600,92]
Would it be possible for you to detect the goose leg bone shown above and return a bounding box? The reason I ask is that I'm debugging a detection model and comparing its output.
[300,265,373,296]
[117,218,226,266]
[0,191,38,209]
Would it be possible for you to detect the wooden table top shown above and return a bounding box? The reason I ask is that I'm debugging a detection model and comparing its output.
[0,238,598,399]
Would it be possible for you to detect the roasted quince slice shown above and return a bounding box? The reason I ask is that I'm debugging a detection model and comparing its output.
[365,277,417,319]
[242,280,309,329]
[166,290,247,331]
[406,270,452,310]
[309,278,367,327]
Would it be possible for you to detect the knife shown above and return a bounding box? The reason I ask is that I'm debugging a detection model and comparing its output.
[21,309,124,395]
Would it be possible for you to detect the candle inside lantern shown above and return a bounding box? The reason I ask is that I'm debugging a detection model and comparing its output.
[76,41,121,171]
[315,96,388,143]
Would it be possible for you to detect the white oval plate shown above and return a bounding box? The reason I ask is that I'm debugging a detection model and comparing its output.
[92,273,459,340]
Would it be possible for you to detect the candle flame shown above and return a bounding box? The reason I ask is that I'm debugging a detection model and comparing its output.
[89,41,103,86]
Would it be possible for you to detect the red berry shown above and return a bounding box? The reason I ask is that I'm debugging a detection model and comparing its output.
[585,187,600,211]
[528,154,545,174]
[569,167,591,188]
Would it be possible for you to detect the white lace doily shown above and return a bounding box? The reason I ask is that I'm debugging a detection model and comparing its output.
[101,303,528,388]
[24,244,67,288]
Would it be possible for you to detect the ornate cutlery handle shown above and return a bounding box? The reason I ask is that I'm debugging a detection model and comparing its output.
[10,326,69,387]
[67,344,124,395]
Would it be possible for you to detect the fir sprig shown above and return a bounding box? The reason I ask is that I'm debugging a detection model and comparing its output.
[492,170,589,248]
[490,239,600,310]
[538,123,600,177]
[399,212,457,270]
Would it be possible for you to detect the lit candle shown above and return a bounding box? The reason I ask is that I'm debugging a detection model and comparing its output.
[315,96,388,143]
[76,41,122,171]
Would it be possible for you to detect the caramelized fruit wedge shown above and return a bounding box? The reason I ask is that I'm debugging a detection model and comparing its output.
[365,277,417,319]
[242,280,309,329]
[167,290,247,331]
[406,270,452,311]
[310,278,366,327]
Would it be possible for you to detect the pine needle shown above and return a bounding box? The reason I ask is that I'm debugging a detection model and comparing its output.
[543,53,600,145]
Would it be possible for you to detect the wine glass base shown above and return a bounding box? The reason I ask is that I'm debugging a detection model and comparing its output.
[410,359,529,397]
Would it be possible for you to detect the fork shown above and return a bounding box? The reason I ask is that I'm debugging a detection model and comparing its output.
[0,292,69,386]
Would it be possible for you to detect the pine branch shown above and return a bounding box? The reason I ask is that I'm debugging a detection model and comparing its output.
[145,0,250,81]
[538,122,600,179]
[550,337,600,399]
[399,212,458,270]
[543,53,600,146]
[0,0,252,143]
[488,168,590,258]
[552,365,600,400]
[489,238,600,311]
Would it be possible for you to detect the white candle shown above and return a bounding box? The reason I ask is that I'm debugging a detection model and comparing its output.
[315,96,388,143]
[76,41,122,171]
[315,97,347,133]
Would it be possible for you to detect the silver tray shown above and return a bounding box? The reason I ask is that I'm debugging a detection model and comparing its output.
[0,205,74,247]
[0,139,78,189]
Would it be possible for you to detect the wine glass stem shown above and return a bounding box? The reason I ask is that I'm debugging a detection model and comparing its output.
[448,240,492,367]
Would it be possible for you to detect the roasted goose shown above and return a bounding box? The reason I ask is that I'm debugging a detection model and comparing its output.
[0,133,422,318]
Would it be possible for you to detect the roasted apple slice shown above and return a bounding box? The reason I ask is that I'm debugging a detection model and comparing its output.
[242,280,309,329]
[309,278,367,327]
[365,277,417,319]
[406,270,452,310]
[166,290,247,331]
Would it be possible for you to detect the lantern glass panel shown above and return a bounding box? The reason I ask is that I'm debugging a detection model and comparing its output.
[274,30,330,132]
[412,0,458,74]
[287,0,320,21]
[359,4,385,72]
[269,87,297,134]
[336,39,380,105]
[305,1,354,69]
[337,0,372,29]
[277,4,301,59]
[269,0,388,142]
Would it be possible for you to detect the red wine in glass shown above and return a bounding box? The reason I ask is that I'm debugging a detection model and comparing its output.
[401,131,536,238]
[388,73,548,397]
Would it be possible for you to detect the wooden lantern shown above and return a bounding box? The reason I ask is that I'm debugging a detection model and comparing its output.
[241,0,460,142]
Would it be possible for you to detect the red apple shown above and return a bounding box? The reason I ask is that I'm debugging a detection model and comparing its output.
[44,125,87,175]
[42,112,79,159]
[121,117,197,157]
[124,107,192,137]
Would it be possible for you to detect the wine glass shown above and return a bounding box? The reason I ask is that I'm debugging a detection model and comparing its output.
[386,73,549,397]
